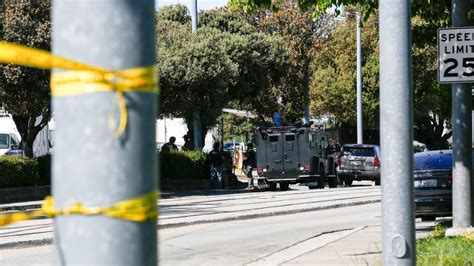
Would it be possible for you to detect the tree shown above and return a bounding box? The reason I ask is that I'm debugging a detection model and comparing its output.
[232,3,334,124]
[157,23,238,144]
[0,1,51,158]
[157,6,290,142]
[412,18,452,149]
[200,8,292,123]
[310,10,379,131]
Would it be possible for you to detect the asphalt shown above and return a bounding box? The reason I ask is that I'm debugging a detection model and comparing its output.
[0,182,435,265]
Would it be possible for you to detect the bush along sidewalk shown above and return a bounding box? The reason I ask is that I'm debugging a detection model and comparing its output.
[159,151,209,180]
[0,156,40,188]
[1,151,210,189]
[417,220,474,265]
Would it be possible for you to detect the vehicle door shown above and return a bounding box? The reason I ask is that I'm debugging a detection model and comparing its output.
[267,133,284,172]
[283,132,299,172]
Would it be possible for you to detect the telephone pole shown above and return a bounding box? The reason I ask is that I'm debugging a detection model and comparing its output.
[52,0,157,264]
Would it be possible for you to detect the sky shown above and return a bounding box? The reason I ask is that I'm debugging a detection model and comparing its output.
[155,0,229,10]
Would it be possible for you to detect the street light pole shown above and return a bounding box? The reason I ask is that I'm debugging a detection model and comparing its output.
[191,0,202,149]
[52,0,157,264]
[380,0,415,264]
[356,13,363,144]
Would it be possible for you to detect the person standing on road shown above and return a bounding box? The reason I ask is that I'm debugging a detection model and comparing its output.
[208,142,226,188]
[243,143,256,189]
[161,136,178,152]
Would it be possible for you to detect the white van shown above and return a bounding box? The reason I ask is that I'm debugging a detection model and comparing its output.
[0,109,22,156]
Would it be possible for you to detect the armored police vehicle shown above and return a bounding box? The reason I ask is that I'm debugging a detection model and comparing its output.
[254,126,338,191]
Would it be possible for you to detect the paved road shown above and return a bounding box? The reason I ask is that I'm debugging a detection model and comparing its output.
[1,203,382,265]
[1,183,388,265]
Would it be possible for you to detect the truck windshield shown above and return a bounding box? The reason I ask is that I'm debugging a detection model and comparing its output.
[343,147,375,157]
[0,133,9,149]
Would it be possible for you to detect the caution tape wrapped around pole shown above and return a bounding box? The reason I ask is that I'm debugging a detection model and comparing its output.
[0,41,159,226]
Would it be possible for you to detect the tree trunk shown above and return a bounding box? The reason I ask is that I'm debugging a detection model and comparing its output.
[13,114,49,158]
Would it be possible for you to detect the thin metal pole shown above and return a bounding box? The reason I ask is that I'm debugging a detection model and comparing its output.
[190,0,202,149]
[356,13,363,144]
[191,0,198,33]
[304,106,310,125]
[52,0,157,265]
[379,0,415,264]
[451,0,472,228]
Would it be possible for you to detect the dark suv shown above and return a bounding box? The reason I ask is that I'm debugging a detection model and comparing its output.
[336,144,381,186]
[413,150,457,221]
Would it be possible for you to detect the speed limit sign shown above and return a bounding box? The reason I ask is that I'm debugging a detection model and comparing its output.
[438,27,474,83]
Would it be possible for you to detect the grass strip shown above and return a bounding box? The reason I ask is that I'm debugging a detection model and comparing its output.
[417,220,474,266]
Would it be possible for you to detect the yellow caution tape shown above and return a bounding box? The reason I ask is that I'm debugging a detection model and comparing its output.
[0,42,159,226]
[0,191,158,227]
[0,41,159,137]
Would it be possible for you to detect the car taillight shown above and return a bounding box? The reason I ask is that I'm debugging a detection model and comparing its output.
[257,167,263,174]
[304,165,310,171]
[374,156,380,167]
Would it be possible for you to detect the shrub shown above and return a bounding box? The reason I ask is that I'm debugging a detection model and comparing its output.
[0,156,39,188]
[159,151,209,180]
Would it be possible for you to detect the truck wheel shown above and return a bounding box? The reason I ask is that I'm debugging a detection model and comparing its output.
[318,167,326,189]
[268,182,277,191]
[421,216,436,222]
[344,177,353,186]
[328,176,337,188]
[280,183,289,191]
[375,177,381,186]
[337,175,344,185]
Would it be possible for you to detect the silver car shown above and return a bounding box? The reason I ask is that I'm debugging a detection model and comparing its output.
[336,144,381,186]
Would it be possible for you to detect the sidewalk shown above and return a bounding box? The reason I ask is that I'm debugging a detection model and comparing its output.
[252,220,435,265]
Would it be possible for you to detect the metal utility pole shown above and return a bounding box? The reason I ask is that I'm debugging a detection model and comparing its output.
[451,0,473,228]
[52,0,157,265]
[191,0,203,149]
[356,13,363,144]
[304,106,310,125]
[379,0,415,264]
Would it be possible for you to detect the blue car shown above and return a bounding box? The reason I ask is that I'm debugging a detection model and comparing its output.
[413,150,456,221]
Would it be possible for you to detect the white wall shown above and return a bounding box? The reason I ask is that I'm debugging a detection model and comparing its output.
[156,118,215,152]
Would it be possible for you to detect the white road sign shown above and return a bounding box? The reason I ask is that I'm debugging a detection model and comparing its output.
[438,27,474,83]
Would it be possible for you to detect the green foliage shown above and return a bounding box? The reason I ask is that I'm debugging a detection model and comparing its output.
[0,1,51,158]
[157,4,191,24]
[417,236,474,265]
[159,151,209,180]
[417,220,473,265]
[412,24,452,149]
[235,4,334,124]
[157,6,290,132]
[228,0,377,19]
[0,156,39,188]
[310,10,379,129]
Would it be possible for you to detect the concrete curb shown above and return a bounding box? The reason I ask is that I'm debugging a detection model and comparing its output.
[445,227,474,237]
[158,199,381,229]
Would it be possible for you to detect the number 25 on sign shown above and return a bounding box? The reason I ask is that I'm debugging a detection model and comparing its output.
[438,27,474,84]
